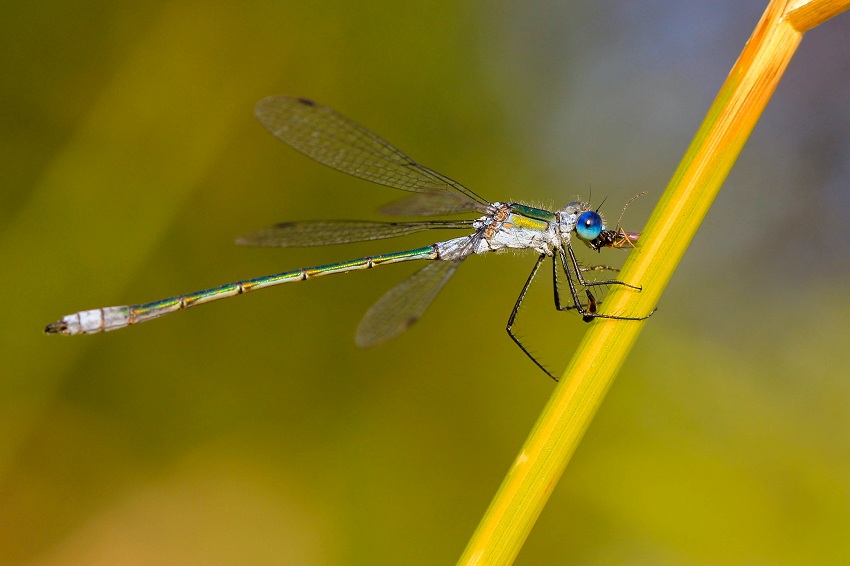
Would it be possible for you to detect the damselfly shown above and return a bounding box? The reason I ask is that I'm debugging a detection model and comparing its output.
[46,96,652,379]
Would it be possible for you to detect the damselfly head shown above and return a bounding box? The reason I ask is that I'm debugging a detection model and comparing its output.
[575,209,604,241]
[562,201,607,243]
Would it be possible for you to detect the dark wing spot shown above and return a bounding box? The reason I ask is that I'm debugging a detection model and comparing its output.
[297,97,316,106]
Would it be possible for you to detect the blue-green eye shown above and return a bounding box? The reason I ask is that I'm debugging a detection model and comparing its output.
[576,211,603,240]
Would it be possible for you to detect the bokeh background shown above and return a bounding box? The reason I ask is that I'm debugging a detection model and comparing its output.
[3,1,850,564]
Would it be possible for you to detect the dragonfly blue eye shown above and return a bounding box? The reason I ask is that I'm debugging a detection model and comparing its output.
[576,211,603,241]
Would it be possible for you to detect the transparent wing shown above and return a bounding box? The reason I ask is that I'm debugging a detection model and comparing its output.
[378,192,483,216]
[236,219,474,247]
[355,259,463,347]
[255,96,490,211]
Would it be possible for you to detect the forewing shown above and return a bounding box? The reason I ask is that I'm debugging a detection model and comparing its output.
[235,220,474,247]
[378,192,484,216]
[255,96,489,207]
[355,260,462,347]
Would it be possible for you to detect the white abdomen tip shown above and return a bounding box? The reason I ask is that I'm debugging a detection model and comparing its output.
[44,307,131,336]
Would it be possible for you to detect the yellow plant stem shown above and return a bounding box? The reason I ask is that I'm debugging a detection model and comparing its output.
[458,0,849,564]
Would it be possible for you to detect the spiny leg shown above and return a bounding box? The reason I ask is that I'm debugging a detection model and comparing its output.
[552,254,606,314]
[506,254,560,381]
[580,264,619,273]
[566,243,642,291]
[556,246,651,322]
[576,268,605,323]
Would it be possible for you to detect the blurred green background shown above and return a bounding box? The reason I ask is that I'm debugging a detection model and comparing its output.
[3,1,850,564]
